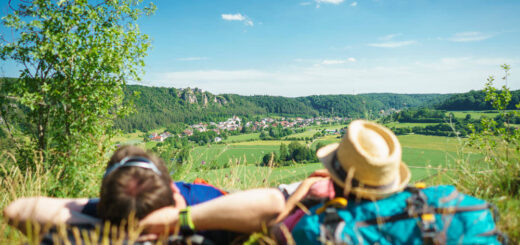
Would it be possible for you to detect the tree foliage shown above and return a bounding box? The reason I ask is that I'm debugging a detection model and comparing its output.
[114,85,448,132]
[435,89,520,111]
[0,0,154,192]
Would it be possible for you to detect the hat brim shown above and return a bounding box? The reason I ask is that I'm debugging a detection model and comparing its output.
[317,143,411,200]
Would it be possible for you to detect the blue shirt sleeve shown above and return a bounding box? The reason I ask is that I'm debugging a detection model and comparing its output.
[174,182,224,206]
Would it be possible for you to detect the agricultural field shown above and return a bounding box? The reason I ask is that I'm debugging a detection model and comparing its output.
[178,132,482,188]
[284,129,319,139]
[117,123,483,188]
[112,130,145,145]
[188,144,279,167]
[384,122,438,128]
[222,133,260,142]
[448,110,500,119]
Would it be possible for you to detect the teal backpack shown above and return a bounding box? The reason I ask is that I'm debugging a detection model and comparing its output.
[292,185,507,245]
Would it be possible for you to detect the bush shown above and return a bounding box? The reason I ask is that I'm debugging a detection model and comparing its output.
[451,65,520,241]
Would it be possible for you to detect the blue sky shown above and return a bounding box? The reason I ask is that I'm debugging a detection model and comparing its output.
[3,0,520,96]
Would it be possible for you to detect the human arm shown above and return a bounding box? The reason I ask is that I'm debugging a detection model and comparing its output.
[3,197,101,234]
[275,176,327,223]
[275,169,331,222]
[140,188,285,234]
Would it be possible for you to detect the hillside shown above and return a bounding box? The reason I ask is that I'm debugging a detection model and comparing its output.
[435,89,520,111]
[115,85,449,132]
[116,86,267,132]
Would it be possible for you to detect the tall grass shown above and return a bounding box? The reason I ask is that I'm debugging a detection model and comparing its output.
[0,148,107,244]
[1,143,278,244]
[446,135,520,242]
[445,65,520,242]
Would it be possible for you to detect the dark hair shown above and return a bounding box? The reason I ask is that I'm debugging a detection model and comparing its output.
[98,145,174,225]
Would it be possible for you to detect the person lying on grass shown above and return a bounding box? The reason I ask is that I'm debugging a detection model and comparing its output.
[271,120,411,243]
[4,145,285,243]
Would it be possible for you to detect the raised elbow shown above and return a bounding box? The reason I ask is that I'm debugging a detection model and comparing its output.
[261,188,285,224]
[269,188,285,214]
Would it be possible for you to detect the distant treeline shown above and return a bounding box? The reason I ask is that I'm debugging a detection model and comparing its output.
[4,77,520,133]
[114,85,450,132]
[435,90,520,111]
[383,108,520,137]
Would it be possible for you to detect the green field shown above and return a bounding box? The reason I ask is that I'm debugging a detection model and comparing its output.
[189,144,279,167]
[223,133,260,142]
[385,122,438,128]
[182,146,483,189]
[449,111,500,119]
[182,163,324,190]
[114,125,484,188]
[284,129,320,139]
[181,134,482,187]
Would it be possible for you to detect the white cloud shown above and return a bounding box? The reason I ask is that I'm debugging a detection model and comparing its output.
[350,1,357,7]
[221,13,254,26]
[315,0,344,8]
[316,0,344,4]
[144,57,519,97]
[379,33,402,41]
[177,57,209,61]
[441,32,493,42]
[368,40,418,48]
[322,59,347,65]
[321,58,357,65]
[221,14,246,21]
[144,56,519,97]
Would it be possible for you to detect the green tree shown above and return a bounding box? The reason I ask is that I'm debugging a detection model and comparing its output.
[262,152,278,167]
[0,0,154,192]
[463,65,520,239]
[279,143,289,161]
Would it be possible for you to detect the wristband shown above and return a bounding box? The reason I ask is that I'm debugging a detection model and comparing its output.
[179,206,195,235]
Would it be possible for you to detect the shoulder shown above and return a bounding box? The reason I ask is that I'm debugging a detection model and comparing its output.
[174,182,225,206]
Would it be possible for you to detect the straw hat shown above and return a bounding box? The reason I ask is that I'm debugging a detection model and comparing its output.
[317,120,410,199]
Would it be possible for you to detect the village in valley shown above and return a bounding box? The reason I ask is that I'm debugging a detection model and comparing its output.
[147,116,349,143]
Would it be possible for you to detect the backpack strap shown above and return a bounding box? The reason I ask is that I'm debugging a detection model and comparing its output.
[318,198,348,244]
[406,186,446,245]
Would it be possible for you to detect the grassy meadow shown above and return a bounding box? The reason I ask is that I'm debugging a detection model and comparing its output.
[449,110,500,119]
[2,116,517,243]
[178,128,483,188]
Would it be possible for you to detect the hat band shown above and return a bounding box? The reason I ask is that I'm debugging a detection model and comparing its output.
[103,156,162,178]
[332,155,398,191]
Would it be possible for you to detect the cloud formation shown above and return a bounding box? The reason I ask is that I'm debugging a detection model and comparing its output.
[368,40,417,48]
[379,33,402,41]
[221,14,245,21]
[316,0,344,4]
[350,1,357,7]
[221,13,254,26]
[315,0,344,8]
[321,58,356,65]
[145,57,519,97]
[442,32,493,42]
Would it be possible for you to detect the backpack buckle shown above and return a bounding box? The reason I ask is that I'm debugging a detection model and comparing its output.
[316,197,348,215]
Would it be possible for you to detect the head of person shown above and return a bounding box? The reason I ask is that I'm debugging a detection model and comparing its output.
[317,120,411,200]
[98,145,175,225]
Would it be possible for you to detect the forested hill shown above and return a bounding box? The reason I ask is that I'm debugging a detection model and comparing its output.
[435,90,520,111]
[115,85,267,132]
[115,85,449,132]
[297,93,450,117]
